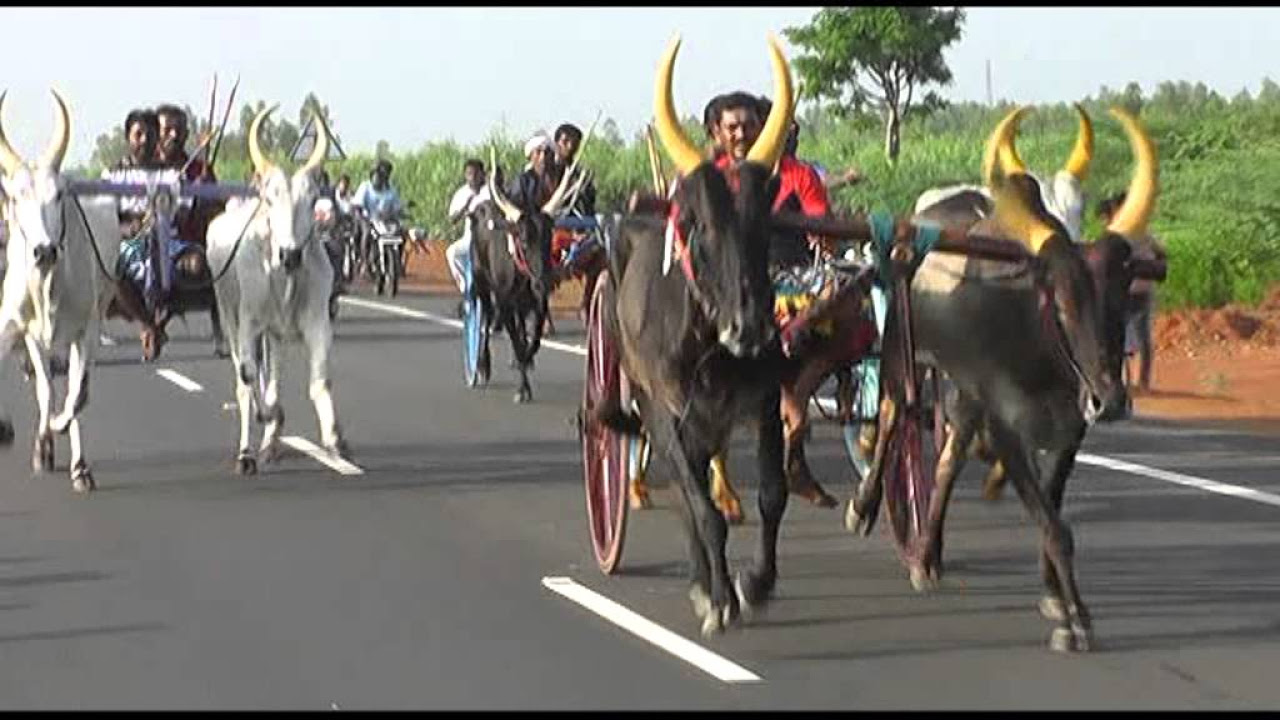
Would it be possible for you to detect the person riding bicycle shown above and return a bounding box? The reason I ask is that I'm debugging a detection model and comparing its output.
[351,159,404,276]
[445,158,492,308]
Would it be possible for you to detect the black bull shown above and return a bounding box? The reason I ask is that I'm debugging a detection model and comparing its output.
[842,175,1166,653]
[598,163,789,636]
[468,200,553,403]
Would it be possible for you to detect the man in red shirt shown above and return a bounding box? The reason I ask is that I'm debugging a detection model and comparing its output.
[684,91,845,510]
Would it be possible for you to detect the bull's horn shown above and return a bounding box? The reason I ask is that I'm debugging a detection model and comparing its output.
[981,106,1030,187]
[0,92,25,175]
[247,104,279,176]
[39,89,70,172]
[991,173,1058,255]
[1062,103,1094,181]
[299,110,331,178]
[997,109,1030,178]
[1106,107,1158,239]
[745,34,795,171]
[653,35,705,176]
[487,146,523,225]
[541,153,579,216]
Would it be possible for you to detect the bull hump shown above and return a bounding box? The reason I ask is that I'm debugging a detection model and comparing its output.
[914,251,1034,296]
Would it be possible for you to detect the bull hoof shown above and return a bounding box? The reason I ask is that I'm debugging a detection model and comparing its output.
[843,498,874,536]
[328,438,352,462]
[1048,626,1092,654]
[1039,595,1067,622]
[629,484,653,510]
[715,495,745,525]
[213,342,231,359]
[260,442,283,465]
[71,467,95,494]
[689,585,714,623]
[236,455,258,476]
[791,480,838,509]
[32,439,54,474]
[908,564,939,594]
[733,570,776,620]
[0,420,13,447]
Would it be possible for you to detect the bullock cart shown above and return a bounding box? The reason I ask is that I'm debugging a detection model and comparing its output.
[578,209,1036,575]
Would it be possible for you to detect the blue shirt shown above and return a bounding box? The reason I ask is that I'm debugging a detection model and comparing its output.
[352,179,402,220]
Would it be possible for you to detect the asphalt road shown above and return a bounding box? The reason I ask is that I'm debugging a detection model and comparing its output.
[0,285,1277,710]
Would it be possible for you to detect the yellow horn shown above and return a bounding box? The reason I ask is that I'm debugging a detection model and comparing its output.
[247,104,279,176]
[1106,106,1159,239]
[992,174,1058,255]
[1062,103,1094,181]
[299,110,331,178]
[653,35,705,176]
[40,89,70,171]
[0,92,25,175]
[982,106,1029,186]
[745,34,795,171]
[997,108,1029,178]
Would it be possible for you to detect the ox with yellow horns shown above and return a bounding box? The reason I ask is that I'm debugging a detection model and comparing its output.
[914,103,1096,242]
[846,106,1165,653]
[206,105,348,475]
[0,90,122,493]
[594,34,794,636]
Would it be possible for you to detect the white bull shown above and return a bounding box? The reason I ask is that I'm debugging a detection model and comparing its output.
[913,104,1095,242]
[0,90,121,493]
[206,105,346,474]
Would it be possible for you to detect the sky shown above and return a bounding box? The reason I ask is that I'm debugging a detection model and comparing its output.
[2,7,1280,168]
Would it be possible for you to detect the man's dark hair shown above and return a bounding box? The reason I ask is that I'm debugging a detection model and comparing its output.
[375,158,392,175]
[702,91,762,139]
[554,123,582,143]
[156,104,188,127]
[338,173,351,185]
[463,158,484,175]
[124,108,159,136]
[1097,191,1127,220]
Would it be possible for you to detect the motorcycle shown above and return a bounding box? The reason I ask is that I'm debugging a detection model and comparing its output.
[368,214,404,297]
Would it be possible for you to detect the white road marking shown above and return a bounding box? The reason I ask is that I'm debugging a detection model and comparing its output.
[281,436,364,476]
[156,368,204,393]
[1076,453,1280,509]
[344,295,1280,512]
[541,576,762,685]
[338,295,586,356]
[339,295,461,329]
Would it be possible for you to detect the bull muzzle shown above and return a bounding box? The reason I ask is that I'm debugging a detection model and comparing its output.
[280,248,303,272]
[32,245,58,269]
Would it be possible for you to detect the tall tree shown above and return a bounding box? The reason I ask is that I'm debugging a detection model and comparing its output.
[784,6,965,164]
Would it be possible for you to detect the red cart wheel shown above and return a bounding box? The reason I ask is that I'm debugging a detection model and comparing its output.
[881,373,939,571]
[581,271,633,575]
